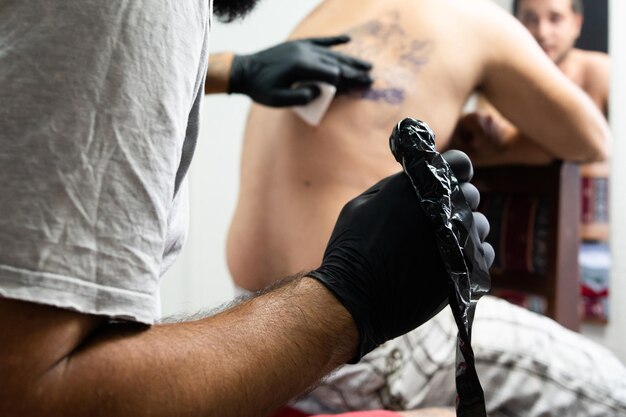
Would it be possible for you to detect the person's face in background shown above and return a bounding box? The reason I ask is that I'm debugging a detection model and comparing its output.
[213,0,262,22]
[516,0,583,64]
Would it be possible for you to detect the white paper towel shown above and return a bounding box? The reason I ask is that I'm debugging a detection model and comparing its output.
[292,82,337,126]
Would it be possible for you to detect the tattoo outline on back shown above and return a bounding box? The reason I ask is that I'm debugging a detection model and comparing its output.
[336,11,434,105]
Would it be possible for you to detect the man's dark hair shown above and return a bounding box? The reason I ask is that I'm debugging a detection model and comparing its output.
[513,0,584,15]
[213,0,262,23]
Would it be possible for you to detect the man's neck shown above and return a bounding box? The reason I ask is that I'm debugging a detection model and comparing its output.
[556,48,584,86]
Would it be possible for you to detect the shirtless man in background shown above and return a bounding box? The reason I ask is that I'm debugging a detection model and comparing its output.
[451,0,612,322]
[226,0,624,416]
[453,0,610,239]
[517,0,608,113]
[453,0,609,164]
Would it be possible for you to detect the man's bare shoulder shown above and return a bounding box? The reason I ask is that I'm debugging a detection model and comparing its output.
[447,0,542,60]
[291,0,514,36]
[570,49,610,110]
[579,49,610,76]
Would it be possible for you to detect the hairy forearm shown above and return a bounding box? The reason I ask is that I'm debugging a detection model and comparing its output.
[205,52,235,95]
[2,278,358,417]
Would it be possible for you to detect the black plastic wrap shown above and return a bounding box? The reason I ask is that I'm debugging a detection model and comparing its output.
[389,118,491,417]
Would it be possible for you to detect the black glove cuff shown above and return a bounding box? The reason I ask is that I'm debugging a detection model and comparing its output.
[307,268,377,364]
[228,55,247,95]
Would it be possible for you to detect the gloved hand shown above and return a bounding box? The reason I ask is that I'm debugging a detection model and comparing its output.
[228,35,373,107]
[308,151,494,362]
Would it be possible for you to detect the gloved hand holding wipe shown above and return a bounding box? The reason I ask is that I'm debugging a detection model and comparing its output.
[228,35,373,107]
[308,123,494,363]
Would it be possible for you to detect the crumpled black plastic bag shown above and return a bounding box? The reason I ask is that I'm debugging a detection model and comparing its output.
[389,117,491,417]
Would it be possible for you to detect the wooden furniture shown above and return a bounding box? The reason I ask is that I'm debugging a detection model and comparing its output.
[472,162,581,331]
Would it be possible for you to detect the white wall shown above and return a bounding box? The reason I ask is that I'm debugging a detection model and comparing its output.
[160,0,625,364]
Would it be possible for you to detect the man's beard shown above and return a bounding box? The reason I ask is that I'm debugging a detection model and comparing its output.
[554,45,574,66]
[213,0,262,22]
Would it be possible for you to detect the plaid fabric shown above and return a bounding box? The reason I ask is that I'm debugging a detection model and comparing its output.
[295,296,626,417]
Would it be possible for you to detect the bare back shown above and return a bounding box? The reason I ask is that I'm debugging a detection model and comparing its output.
[227,0,608,290]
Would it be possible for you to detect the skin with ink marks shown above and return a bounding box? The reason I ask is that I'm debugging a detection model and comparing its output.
[400,40,433,70]
[333,12,433,105]
[359,88,405,105]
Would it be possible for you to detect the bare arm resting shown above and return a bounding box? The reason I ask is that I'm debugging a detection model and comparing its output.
[449,100,555,167]
[476,3,610,163]
[0,278,358,417]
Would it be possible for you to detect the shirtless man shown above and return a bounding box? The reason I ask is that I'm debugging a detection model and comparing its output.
[452,0,611,320]
[517,0,608,114]
[510,0,612,314]
[454,0,610,240]
[226,0,625,416]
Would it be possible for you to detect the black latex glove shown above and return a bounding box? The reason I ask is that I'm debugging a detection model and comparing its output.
[228,35,373,107]
[308,151,494,362]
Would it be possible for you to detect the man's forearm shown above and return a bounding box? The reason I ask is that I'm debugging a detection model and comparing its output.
[1,278,358,417]
[205,52,235,95]
[471,131,556,167]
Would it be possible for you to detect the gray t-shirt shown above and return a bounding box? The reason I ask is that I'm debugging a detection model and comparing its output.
[0,0,212,324]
